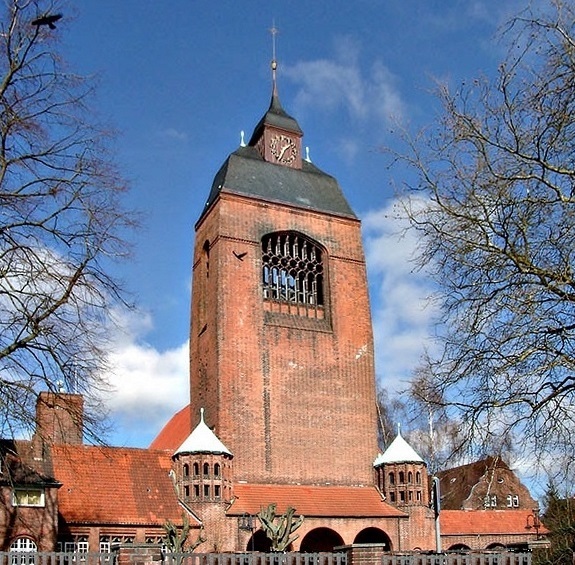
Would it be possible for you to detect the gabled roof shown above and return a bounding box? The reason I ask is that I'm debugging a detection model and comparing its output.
[174,408,232,457]
[373,432,425,466]
[51,444,197,526]
[229,483,406,518]
[435,456,537,511]
[200,146,356,224]
[150,405,190,450]
[441,509,548,536]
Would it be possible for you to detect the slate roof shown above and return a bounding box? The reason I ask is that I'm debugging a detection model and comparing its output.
[174,408,232,457]
[229,483,406,518]
[150,405,190,450]
[0,440,60,488]
[441,509,548,536]
[50,444,194,526]
[248,91,303,143]
[200,147,356,223]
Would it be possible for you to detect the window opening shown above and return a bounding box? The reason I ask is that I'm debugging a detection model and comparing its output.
[399,471,405,484]
[262,233,324,315]
[203,462,210,476]
[183,463,189,477]
[388,472,395,485]
[12,489,44,507]
[193,462,200,476]
[10,538,37,565]
[214,463,221,477]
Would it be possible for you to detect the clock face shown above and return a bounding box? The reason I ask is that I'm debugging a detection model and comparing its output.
[269,134,298,164]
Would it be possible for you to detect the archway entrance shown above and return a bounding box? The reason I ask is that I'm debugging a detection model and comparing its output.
[353,527,392,549]
[300,528,344,552]
[247,530,272,552]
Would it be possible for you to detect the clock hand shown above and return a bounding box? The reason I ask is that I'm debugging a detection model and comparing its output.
[278,143,290,160]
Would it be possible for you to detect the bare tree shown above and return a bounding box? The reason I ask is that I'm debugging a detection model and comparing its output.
[0,1,134,440]
[391,0,575,471]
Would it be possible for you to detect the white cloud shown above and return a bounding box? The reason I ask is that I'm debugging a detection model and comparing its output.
[284,38,406,130]
[363,197,438,393]
[102,308,189,447]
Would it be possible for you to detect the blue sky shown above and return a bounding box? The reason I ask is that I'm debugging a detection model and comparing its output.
[56,1,524,448]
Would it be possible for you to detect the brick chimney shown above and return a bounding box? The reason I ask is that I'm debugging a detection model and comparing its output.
[35,392,84,446]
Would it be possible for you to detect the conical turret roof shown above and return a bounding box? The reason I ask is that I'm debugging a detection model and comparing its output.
[174,408,232,457]
[373,430,425,467]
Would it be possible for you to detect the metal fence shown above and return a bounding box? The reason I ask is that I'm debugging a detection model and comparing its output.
[0,552,534,565]
[0,554,113,565]
[379,553,531,565]
[161,554,347,565]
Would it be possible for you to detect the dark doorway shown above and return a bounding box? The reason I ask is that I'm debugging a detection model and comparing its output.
[300,528,344,552]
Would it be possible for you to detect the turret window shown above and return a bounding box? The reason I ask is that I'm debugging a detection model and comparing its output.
[262,232,324,314]
[193,463,200,477]
[203,462,210,477]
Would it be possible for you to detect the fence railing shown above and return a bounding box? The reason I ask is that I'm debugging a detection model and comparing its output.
[161,554,347,565]
[0,551,534,565]
[0,553,113,565]
[379,553,531,565]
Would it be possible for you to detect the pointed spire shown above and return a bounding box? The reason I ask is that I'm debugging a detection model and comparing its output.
[373,426,425,467]
[174,408,232,457]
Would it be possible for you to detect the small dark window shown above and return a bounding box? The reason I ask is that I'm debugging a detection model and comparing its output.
[399,471,405,484]
[408,472,413,484]
[416,471,421,484]
[400,491,406,502]
[203,484,210,498]
[388,472,395,485]
[214,485,221,499]
[194,485,200,498]
[193,463,200,476]
[389,492,396,502]
[184,485,190,498]
[203,462,210,476]
[214,463,221,477]
[183,464,189,477]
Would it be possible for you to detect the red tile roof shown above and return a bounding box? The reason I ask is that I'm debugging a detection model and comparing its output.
[229,483,407,518]
[150,405,191,451]
[51,444,195,526]
[440,510,548,535]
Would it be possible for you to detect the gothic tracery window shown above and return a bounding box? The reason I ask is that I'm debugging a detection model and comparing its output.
[262,232,324,316]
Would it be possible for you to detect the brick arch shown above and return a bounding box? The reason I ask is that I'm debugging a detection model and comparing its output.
[300,528,344,552]
[353,527,392,549]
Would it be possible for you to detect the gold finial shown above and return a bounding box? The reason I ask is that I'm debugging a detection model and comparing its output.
[270,21,279,92]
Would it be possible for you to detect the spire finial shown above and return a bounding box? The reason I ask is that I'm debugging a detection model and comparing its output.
[270,21,279,95]
[200,407,205,422]
[397,422,401,436]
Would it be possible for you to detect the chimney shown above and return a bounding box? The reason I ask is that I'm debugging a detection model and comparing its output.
[35,392,84,446]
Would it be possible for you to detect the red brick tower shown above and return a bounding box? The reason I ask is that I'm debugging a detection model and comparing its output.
[189,70,378,487]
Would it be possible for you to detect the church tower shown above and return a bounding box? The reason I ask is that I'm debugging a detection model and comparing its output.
[189,61,378,487]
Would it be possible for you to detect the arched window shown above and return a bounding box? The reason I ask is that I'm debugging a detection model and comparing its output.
[399,471,405,484]
[262,232,324,309]
[10,538,36,565]
[388,472,395,485]
[416,471,421,484]
[203,462,210,477]
[193,462,200,476]
[214,463,221,477]
[408,471,413,484]
[183,463,189,477]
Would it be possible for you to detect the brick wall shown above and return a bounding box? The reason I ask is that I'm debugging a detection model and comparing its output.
[190,193,378,486]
